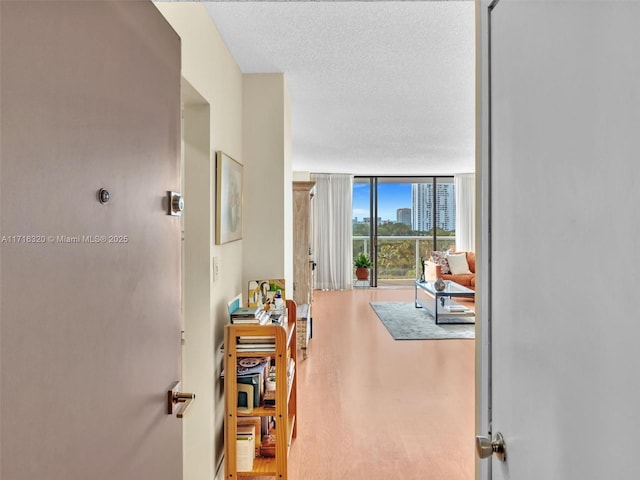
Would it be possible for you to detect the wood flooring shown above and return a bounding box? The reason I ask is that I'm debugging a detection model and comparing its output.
[286,287,475,480]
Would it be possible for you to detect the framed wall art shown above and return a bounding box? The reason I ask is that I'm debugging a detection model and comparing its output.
[247,279,286,308]
[216,151,243,244]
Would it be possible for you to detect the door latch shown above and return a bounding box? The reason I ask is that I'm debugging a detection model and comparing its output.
[167,381,195,418]
[475,432,506,462]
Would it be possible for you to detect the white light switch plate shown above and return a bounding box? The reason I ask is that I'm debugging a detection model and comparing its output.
[213,256,219,282]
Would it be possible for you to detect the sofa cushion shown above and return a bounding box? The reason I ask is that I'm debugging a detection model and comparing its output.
[429,251,450,274]
[443,273,475,288]
[447,253,471,275]
[466,252,476,273]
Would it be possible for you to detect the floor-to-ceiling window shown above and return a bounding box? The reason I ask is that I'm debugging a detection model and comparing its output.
[353,176,455,286]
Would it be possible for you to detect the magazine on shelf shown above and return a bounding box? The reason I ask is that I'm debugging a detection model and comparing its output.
[220,357,270,378]
[444,305,469,312]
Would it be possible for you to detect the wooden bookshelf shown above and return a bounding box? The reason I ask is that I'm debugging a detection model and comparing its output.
[224,301,298,479]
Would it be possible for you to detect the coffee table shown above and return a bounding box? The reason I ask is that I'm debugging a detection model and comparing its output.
[414,280,475,325]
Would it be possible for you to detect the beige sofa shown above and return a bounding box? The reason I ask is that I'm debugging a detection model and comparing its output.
[424,251,476,290]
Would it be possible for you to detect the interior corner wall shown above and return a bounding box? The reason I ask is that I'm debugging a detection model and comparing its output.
[283,85,293,296]
[155,4,243,480]
[242,74,293,294]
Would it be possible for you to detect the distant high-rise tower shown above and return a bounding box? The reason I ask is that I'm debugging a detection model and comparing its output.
[396,208,412,227]
[436,183,456,231]
[412,183,456,232]
[412,184,433,232]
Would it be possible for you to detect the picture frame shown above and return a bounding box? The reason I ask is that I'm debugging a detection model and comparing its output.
[216,151,243,244]
[247,279,286,308]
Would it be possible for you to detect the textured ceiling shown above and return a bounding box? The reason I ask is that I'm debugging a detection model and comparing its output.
[202,1,475,175]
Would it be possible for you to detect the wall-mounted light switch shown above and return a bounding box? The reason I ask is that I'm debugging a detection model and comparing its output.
[213,256,219,282]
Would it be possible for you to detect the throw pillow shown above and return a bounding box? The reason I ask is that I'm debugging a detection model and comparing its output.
[447,253,471,275]
[429,251,450,274]
[466,252,476,273]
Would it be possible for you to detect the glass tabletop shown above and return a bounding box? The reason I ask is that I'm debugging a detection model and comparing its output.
[415,279,474,296]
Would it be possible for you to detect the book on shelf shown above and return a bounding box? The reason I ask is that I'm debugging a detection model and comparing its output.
[263,390,276,408]
[231,309,270,325]
[238,335,275,344]
[237,383,254,413]
[231,306,261,318]
[231,318,262,325]
[237,373,263,409]
[230,307,287,327]
[237,424,257,438]
[236,425,255,471]
[236,343,276,352]
[237,417,263,455]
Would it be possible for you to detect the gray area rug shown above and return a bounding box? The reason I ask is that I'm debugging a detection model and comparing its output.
[370,302,475,340]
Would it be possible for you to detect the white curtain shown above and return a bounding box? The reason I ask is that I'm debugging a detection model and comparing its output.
[311,173,353,290]
[455,173,476,252]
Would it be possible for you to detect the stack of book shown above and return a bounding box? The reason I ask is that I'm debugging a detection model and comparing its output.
[237,334,276,352]
[231,306,270,325]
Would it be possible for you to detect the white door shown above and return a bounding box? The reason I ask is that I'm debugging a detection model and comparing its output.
[1,2,183,479]
[480,0,640,478]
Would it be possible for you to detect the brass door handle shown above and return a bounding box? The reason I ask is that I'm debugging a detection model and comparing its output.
[167,381,196,418]
[475,432,506,462]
